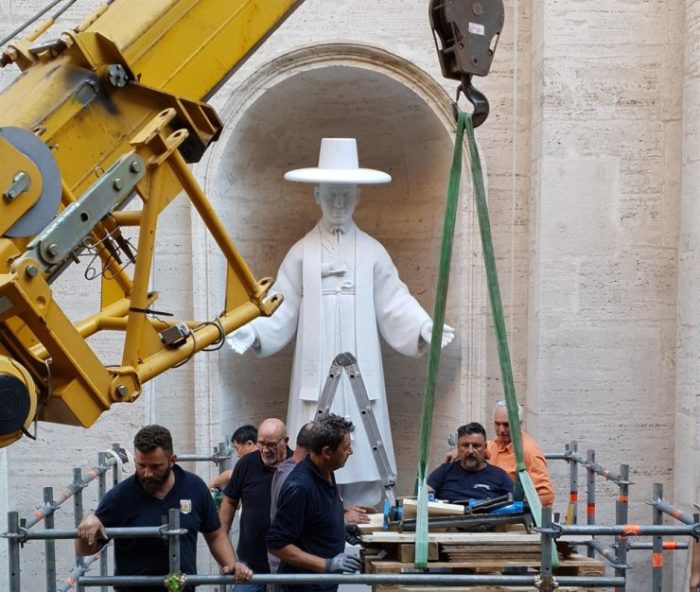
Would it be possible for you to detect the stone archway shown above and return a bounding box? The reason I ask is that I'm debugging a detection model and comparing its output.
[195,43,485,493]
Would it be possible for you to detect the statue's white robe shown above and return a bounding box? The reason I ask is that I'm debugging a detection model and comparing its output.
[249,221,430,486]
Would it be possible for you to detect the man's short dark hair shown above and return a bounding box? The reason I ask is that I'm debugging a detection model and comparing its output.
[232,424,257,445]
[296,422,316,449]
[457,422,487,440]
[309,414,354,454]
[134,425,173,454]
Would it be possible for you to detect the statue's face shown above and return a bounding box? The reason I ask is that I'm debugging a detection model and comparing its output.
[314,184,360,227]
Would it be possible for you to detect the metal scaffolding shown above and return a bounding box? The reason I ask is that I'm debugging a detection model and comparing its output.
[1,439,698,591]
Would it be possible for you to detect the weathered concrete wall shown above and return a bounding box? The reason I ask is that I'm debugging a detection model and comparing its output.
[529,1,684,588]
[0,0,692,590]
[675,0,700,585]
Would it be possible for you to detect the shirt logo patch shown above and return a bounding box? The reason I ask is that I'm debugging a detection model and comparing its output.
[180,499,192,514]
[474,484,492,491]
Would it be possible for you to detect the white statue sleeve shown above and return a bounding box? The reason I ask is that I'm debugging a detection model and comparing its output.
[249,242,303,358]
[373,244,431,358]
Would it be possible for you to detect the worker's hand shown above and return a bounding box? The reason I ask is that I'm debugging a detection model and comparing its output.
[76,513,108,549]
[690,570,700,592]
[227,325,257,354]
[344,504,373,524]
[444,447,458,463]
[420,322,455,348]
[345,524,363,545]
[325,552,362,573]
[223,561,253,583]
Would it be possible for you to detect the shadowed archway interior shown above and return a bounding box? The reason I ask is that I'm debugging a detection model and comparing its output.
[208,62,467,495]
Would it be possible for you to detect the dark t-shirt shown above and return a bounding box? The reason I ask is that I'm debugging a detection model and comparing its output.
[427,461,513,502]
[223,449,291,572]
[266,456,345,592]
[96,464,219,592]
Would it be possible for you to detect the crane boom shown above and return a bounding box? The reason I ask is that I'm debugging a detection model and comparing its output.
[0,0,303,446]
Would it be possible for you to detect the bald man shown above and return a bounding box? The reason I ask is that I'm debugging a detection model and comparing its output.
[488,401,554,507]
[219,418,291,588]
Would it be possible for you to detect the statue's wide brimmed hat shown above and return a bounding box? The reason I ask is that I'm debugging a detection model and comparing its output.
[284,138,391,185]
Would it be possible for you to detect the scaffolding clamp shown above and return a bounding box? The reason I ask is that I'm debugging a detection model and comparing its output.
[537,521,563,539]
[534,574,560,591]
[157,525,188,540]
[165,571,187,592]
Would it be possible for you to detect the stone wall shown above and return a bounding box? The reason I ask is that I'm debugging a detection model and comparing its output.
[0,0,692,589]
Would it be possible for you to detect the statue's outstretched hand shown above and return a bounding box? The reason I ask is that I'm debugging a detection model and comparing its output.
[227,325,256,354]
[420,322,456,348]
[441,324,456,347]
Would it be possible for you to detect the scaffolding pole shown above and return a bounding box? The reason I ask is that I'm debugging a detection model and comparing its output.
[76,573,626,588]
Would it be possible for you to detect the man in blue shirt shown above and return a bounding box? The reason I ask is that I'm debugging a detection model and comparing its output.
[267,414,361,592]
[75,424,251,592]
[428,422,513,502]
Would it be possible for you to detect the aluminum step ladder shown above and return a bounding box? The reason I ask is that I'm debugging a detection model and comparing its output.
[315,352,397,506]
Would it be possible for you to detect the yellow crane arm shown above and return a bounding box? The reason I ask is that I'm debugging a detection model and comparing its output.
[0,0,301,446]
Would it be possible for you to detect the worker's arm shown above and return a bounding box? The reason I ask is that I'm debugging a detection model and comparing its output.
[690,538,700,591]
[269,544,327,573]
[75,513,108,556]
[208,469,232,490]
[203,528,252,582]
[523,444,555,507]
[218,495,240,534]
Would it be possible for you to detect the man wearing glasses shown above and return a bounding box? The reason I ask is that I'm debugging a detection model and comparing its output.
[219,417,292,591]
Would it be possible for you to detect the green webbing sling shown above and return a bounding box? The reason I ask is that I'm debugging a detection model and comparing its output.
[464,112,556,566]
[415,110,552,569]
[414,111,466,568]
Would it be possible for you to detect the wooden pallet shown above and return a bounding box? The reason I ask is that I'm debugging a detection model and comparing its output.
[362,531,605,592]
[366,554,604,576]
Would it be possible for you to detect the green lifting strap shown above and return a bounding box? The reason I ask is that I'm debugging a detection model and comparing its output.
[464,112,557,567]
[414,110,466,569]
[463,112,543,524]
[415,110,556,569]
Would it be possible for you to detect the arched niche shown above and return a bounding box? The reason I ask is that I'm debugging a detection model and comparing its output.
[196,43,484,493]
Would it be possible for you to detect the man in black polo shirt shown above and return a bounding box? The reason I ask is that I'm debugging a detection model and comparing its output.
[75,424,251,591]
[428,422,513,502]
[220,417,291,591]
[267,414,361,592]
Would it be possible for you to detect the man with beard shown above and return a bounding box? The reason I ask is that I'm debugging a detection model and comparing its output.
[428,422,512,503]
[219,417,291,591]
[75,424,251,591]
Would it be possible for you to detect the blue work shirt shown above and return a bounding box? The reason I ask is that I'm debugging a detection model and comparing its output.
[266,456,345,592]
[96,464,219,592]
[427,461,513,503]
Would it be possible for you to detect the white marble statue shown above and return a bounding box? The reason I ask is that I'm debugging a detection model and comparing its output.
[229,138,454,506]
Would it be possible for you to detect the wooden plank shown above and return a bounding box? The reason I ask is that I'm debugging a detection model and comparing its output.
[364,532,545,544]
[363,531,591,544]
[401,497,466,517]
[358,513,386,532]
[367,555,605,576]
[399,542,439,563]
